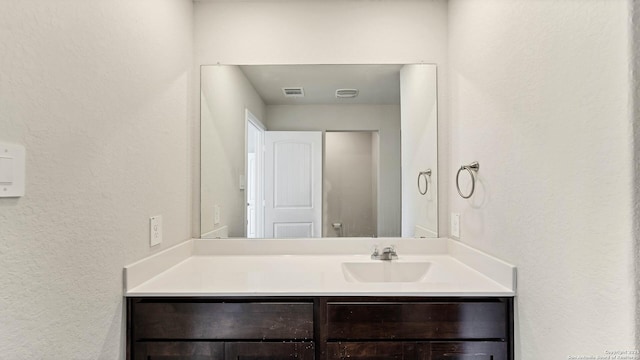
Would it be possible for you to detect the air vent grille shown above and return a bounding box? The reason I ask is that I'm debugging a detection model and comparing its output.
[282,87,305,97]
[336,89,359,98]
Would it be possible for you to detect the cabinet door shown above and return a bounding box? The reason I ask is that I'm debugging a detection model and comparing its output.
[133,301,313,340]
[327,302,507,340]
[224,342,314,360]
[427,342,508,360]
[134,342,224,360]
[327,342,424,360]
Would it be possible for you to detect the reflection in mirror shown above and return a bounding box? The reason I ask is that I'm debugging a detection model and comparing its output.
[200,64,437,239]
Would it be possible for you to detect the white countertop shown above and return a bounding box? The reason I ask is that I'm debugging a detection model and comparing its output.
[124,238,516,297]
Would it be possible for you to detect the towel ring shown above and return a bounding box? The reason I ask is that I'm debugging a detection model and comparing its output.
[456,162,480,199]
[417,169,432,195]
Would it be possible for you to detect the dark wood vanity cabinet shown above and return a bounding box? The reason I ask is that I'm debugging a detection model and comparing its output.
[127,297,513,360]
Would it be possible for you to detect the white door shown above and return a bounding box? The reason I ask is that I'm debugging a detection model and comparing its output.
[264,131,322,238]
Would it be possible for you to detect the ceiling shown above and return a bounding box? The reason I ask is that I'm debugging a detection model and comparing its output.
[239,64,402,105]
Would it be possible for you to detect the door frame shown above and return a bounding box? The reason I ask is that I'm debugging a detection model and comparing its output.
[245,109,266,238]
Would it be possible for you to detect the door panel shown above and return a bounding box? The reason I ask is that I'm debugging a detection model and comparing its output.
[264,131,322,238]
[274,222,313,238]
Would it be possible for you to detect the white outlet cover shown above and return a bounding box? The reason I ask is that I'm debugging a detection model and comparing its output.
[451,213,461,238]
[150,216,162,247]
[0,142,25,198]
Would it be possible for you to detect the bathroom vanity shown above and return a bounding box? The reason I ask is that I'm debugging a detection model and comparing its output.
[125,238,516,360]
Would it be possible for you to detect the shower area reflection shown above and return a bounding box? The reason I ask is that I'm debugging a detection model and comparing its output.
[324,131,379,237]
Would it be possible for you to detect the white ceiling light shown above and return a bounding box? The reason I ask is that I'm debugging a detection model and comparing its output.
[335,89,359,98]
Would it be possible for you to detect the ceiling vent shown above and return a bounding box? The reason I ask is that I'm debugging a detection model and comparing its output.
[282,87,305,97]
[335,89,359,98]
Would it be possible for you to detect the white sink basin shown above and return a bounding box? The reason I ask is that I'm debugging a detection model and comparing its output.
[342,261,431,283]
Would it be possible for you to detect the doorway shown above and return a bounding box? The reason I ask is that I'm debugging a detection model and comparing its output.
[324,131,379,237]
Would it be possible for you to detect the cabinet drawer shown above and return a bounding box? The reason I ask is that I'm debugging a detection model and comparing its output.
[133,301,313,340]
[225,342,315,360]
[327,342,422,360]
[327,341,507,360]
[327,301,507,340]
[428,341,508,360]
[134,341,224,360]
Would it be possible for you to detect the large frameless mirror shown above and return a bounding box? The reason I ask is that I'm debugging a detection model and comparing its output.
[200,64,437,239]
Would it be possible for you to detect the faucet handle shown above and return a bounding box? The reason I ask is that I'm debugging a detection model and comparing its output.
[371,245,380,259]
[388,245,398,260]
[382,245,396,254]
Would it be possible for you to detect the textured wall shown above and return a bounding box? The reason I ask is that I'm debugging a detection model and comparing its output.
[200,65,266,237]
[448,0,635,357]
[400,64,438,237]
[0,1,193,358]
[192,0,450,237]
[632,0,640,349]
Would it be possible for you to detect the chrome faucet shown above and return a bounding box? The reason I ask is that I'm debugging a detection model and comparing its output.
[371,245,398,261]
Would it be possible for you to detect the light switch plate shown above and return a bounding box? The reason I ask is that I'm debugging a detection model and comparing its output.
[214,205,221,225]
[239,174,245,190]
[0,142,25,198]
[451,213,461,238]
[0,157,13,184]
[150,216,162,247]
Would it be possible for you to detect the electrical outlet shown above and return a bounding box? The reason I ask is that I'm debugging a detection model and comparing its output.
[150,215,162,247]
[451,213,460,238]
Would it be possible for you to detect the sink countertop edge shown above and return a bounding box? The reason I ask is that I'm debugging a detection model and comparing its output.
[124,238,516,297]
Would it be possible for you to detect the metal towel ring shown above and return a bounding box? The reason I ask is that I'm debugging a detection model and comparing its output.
[456,162,480,199]
[417,169,432,195]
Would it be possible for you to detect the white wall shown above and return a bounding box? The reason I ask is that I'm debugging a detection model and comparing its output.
[371,133,380,237]
[448,0,635,357]
[266,104,401,236]
[192,0,450,237]
[633,1,640,344]
[200,65,266,237]
[0,0,193,358]
[401,64,438,237]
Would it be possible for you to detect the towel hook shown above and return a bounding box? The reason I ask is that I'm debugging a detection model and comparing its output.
[456,162,479,199]
[417,169,432,195]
